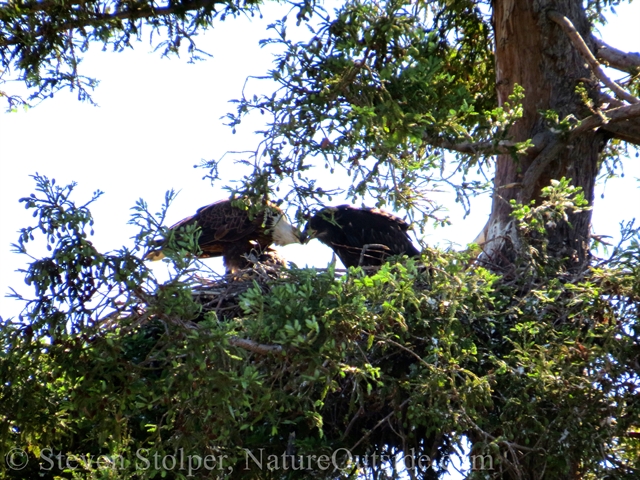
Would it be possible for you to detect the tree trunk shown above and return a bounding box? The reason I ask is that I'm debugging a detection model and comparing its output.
[480,0,608,271]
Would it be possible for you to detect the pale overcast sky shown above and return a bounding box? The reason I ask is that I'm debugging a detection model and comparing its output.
[1,1,639,323]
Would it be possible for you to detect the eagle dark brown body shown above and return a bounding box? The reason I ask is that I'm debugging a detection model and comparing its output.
[147,199,300,273]
[301,205,420,268]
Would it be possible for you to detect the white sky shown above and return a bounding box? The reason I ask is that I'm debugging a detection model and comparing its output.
[0,1,639,325]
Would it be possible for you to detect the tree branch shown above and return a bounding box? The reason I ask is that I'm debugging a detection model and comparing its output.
[228,337,283,355]
[522,101,640,200]
[600,120,640,146]
[424,134,549,157]
[425,136,517,155]
[547,10,639,105]
[0,0,235,48]
[594,94,640,145]
[572,102,640,136]
[349,398,411,452]
[598,91,624,109]
[592,36,640,74]
[520,140,567,201]
[429,97,640,180]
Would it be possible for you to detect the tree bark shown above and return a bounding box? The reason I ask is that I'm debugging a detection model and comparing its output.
[481,0,609,272]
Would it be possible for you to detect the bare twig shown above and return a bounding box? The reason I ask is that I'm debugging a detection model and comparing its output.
[359,244,390,267]
[548,11,639,104]
[341,406,365,441]
[379,336,433,369]
[464,412,543,480]
[349,398,410,452]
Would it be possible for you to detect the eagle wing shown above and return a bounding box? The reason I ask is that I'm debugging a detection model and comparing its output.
[319,206,419,267]
[169,199,261,257]
[343,207,411,240]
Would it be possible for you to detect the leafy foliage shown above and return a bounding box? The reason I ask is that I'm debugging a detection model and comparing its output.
[220,0,509,222]
[2,0,640,479]
[1,176,639,479]
[0,0,267,108]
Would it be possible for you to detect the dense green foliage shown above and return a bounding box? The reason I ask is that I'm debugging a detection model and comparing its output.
[2,0,640,479]
[0,0,268,107]
[224,0,506,219]
[1,175,638,479]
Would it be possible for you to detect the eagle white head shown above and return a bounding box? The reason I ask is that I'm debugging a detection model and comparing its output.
[144,199,301,273]
[269,208,301,246]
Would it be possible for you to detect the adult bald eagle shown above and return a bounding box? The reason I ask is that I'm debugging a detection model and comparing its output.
[301,205,420,268]
[146,199,300,273]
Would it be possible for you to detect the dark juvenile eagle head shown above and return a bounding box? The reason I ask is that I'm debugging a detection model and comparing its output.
[301,205,420,269]
[300,206,340,244]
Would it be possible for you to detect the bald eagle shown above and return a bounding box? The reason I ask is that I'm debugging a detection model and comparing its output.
[146,199,300,273]
[301,205,420,268]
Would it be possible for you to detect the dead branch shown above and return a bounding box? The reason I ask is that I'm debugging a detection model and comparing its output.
[548,11,639,105]
[359,243,390,267]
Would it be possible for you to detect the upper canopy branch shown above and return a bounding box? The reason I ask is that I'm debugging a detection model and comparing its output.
[0,0,233,48]
[592,36,640,74]
[573,101,640,136]
[547,10,639,105]
[600,120,640,146]
[427,12,640,160]
[521,101,640,200]
[423,136,522,156]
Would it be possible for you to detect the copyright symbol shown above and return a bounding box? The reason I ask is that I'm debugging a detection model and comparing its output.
[5,447,28,470]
